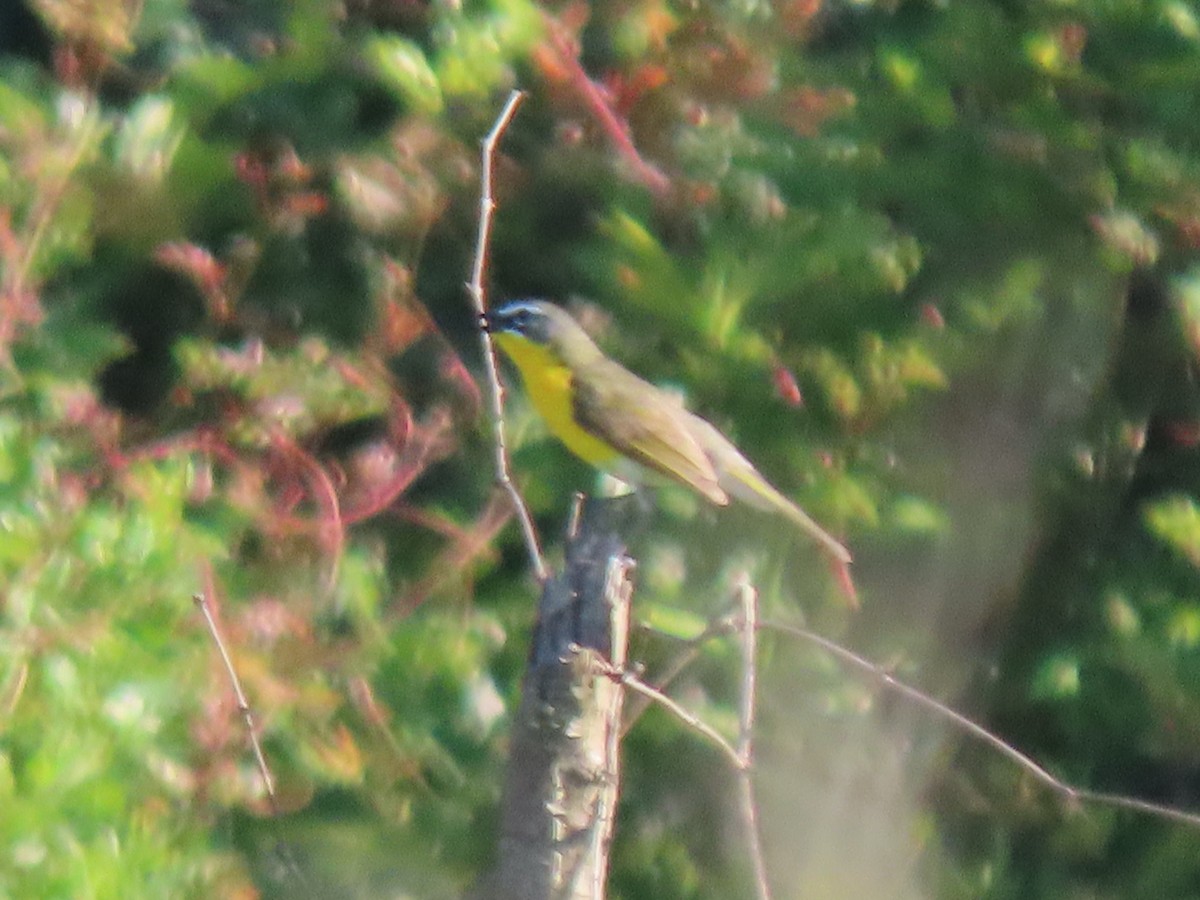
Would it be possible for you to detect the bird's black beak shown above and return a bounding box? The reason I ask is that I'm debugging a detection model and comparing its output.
[482,308,512,334]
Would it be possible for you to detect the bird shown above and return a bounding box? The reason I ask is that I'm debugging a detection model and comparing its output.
[483,300,851,564]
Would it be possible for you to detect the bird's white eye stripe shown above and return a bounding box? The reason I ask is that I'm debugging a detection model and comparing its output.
[492,301,544,335]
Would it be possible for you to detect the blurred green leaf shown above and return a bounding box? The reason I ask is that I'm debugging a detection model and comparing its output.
[113,95,184,182]
[365,35,443,116]
[890,494,948,535]
[1144,494,1200,567]
[1031,654,1081,701]
[638,602,711,642]
[2,0,1200,896]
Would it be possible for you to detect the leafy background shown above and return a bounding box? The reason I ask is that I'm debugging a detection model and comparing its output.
[1,0,1199,897]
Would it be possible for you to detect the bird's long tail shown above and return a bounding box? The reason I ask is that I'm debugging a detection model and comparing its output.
[688,415,852,564]
[722,465,852,564]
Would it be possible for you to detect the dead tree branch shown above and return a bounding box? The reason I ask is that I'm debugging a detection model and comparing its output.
[473,496,639,900]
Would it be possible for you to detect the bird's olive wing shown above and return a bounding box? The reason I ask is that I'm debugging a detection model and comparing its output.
[572,364,728,505]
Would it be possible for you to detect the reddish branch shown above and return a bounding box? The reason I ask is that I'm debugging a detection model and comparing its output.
[391,490,513,615]
[541,14,672,197]
[269,431,345,591]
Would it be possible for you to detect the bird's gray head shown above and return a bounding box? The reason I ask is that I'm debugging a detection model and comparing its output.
[484,300,556,343]
[484,300,602,363]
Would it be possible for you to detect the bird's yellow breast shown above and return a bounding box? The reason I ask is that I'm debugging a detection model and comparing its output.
[494,333,620,467]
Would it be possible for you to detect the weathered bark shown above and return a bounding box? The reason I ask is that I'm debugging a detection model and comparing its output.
[471,496,637,900]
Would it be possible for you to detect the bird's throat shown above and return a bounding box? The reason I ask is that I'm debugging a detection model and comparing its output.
[494,333,621,468]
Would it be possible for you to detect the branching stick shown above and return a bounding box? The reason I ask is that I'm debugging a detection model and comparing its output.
[765,618,1200,830]
[468,89,548,583]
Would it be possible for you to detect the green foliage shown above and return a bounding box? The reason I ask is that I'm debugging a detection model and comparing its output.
[1146,494,1200,567]
[3,0,1200,897]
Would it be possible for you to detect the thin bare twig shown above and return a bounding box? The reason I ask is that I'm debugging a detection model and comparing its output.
[597,657,744,770]
[468,89,549,583]
[194,586,309,886]
[622,610,740,735]
[763,618,1200,831]
[622,581,772,899]
[192,592,279,812]
[733,577,771,900]
[733,581,758,768]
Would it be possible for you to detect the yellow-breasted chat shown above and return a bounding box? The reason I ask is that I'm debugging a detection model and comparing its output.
[484,300,851,564]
